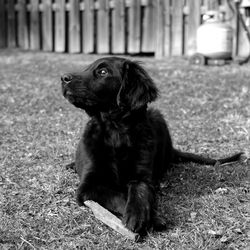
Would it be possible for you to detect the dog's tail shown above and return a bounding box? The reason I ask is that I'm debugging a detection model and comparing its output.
[172,149,243,166]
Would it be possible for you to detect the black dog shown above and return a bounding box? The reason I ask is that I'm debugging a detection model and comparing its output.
[61,57,242,234]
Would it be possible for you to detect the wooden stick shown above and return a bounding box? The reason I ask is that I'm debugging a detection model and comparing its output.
[84,200,140,242]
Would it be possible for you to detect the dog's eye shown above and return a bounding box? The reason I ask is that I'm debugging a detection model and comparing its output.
[97,68,108,77]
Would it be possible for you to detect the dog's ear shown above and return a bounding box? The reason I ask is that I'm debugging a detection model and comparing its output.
[117,60,158,110]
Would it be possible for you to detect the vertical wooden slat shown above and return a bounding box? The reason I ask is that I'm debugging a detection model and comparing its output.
[204,0,219,10]
[164,0,171,57]
[42,0,53,51]
[17,0,29,49]
[82,0,95,53]
[155,0,171,57]
[7,0,16,48]
[238,15,249,57]
[128,0,141,53]
[0,0,6,48]
[141,0,156,52]
[112,0,125,54]
[222,0,238,58]
[55,0,65,52]
[186,0,201,56]
[97,0,109,53]
[30,0,40,50]
[68,0,80,53]
[155,0,164,57]
[171,0,184,55]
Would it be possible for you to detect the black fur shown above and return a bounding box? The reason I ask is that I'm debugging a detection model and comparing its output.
[61,57,242,234]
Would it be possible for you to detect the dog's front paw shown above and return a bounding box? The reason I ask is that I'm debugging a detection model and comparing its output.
[123,202,151,233]
[76,189,86,206]
[76,185,90,206]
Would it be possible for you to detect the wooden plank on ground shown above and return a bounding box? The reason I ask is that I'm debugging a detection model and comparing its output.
[30,0,40,50]
[17,0,29,49]
[171,0,184,55]
[141,0,156,52]
[42,0,53,51]
[7,0,16,48]
[186,0,201,56]
[112,0,125,54]
[55,0,66,52]
[0,0,6,48]
[128,0,141,54]
[97,0,109,53]
[68,0,81,53]
[82,0,95,53]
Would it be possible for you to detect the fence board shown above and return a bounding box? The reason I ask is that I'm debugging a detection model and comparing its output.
[0,0,248,58]
[42,0,53,51]
[55,0,66,52]
[0,0,6,48]
[171,0,184,55]
[7,0,16,48]
[222,0,239,58]
[163,0,171,56]
[204,0,219,11]
[155,0,164,57]
[112,0,125,54]
[238,15,249,57]
[17,0,29,49]
[186,0,201,55]
[141,0,156,52]
[69,0,81,53]
[82,0,95,53]
[97,0,109,53]
[128,0,141,53]
[30,0,40,50]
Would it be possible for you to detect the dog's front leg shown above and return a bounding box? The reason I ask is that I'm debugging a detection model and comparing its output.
[123,180,155,233]
[76,172,126,217]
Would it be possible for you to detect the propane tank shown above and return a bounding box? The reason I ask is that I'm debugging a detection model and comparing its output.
[197,11,233,59]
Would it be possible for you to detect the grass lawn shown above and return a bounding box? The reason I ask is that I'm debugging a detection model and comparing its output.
[0,49,249,250]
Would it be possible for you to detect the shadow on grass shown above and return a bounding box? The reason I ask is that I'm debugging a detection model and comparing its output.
[156,160,249,229]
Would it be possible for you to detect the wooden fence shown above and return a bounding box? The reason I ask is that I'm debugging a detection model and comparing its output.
[0,0,249,57]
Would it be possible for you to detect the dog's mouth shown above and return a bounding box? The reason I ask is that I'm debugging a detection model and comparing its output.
[62,87,98,112]
[63,88,76,103]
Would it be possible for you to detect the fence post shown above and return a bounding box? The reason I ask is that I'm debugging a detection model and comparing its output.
[17,0,29,49]
[55,0,66,52]
[142,0,156,53]
[155,0,164,57]
[155,0,171,58]
[82,0,95,53]
[7,0,16,48]
[171,0,184,55]
[97,0,110,53]
[69,0,81,53]
[30,0,40,50]
[186,0,201,56]
[0,0,6,48]
[112,0,125,54]
[42,0,53,51]
[128,0,141,53]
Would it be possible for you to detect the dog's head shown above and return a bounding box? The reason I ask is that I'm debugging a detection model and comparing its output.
[61,57,158,116]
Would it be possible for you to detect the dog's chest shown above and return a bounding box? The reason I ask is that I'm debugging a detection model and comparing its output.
[103,122,131,154]
[103,122,134,182]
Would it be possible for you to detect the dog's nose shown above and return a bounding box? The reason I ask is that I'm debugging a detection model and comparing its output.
[61,74,72,84]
